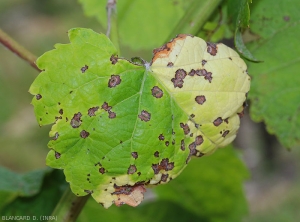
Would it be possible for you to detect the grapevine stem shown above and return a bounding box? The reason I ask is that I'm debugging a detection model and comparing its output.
[167,0,224,40]
[0,28,41,72]
[49,187,90,222]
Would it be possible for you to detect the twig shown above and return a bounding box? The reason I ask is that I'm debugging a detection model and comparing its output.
[167,0,223,40]
[106,0,120,54]
[49,187,90,222]
[0,28,41,72]
[106,0,117,37]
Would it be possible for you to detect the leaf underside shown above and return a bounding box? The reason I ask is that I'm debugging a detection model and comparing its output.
[29,28,250,208]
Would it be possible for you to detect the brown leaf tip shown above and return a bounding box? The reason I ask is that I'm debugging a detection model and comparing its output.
[151,34,189,64]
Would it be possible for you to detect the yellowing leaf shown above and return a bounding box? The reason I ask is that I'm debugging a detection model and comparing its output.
[150,34,250,154]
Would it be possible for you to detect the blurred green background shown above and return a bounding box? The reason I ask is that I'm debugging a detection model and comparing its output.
[0,1,300,221]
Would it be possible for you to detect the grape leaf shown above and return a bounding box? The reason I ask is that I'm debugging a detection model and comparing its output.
[247,0,300,148]
[29,28,250,208]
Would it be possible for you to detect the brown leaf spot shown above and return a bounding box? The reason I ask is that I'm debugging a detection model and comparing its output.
[81,65,88,73]
[213,117,223,126]
[224,118,229,124]
[101,102,112,111]
[55,151,61,159]
[175,69,187,79]
[80,130,90,138]
[229,57,232,60]
[181,139,185,151]
[166,162,174,171]
[151,86,163,98]
[190,114,195,118]
[152,164,160,174]
[188,69,196,76]
[108,75,121,88]
[161,174,169,182]
[158,134,165,141]
[222,130,230,137]
[52,132,59,141]
[283,16,290,21]
[154,151,159,157]
[204,72,213,83]
[180,123,190,135]
[207,42,218,56]
[88,106,99,116]
[202,60,207,66]
[131,152,138,159]
[189,142,197,156]
[99,167,105,174]
[36,94,42,100]
[172,139,175,145]
[195,135,203,146]
[70,112,82,128]
[127,165,137,174]
[108,111,116,119]
[138,110,151,122]
[190,133,194,137]
[84,190,93,194]
[110,55,118,64]
[171,77,184,88]
[165,141,169,146]
[195,95,206,105]
[167,62,174,67]
[171,69,187,88]
[59,109,63,115]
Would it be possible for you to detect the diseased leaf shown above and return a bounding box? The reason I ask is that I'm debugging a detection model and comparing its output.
[247,0,300,148]
[29,28,250,208]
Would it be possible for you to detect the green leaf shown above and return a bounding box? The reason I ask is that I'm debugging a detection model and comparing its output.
[247,0,300,148]
[154,145,249,222]
[228,0,260,62]
[29,28,250,208]
[78,0,223,51]
[0,169,67,219]
[78,199,207,222]
[0,167,51,198]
